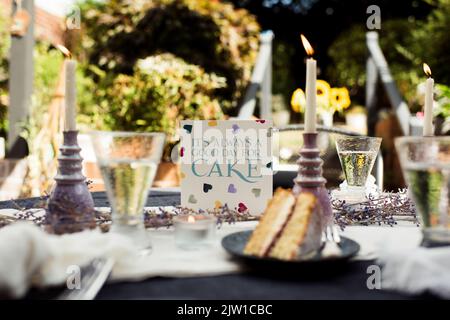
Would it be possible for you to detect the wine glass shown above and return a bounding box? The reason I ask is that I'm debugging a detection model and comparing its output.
[90,131,165,255]
[395,136,450,245]
[335,136,382,189]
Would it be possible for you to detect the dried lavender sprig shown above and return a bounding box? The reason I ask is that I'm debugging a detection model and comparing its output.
[8,195,49,227]
[143,204,257,229]
[332,188,419,230]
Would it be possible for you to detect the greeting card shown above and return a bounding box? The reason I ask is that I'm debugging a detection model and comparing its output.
[180,120,273,216]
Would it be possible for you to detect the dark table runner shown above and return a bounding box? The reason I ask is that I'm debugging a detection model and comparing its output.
[96,261,418,300]
[0,190,430,300]
[0,189,181,210]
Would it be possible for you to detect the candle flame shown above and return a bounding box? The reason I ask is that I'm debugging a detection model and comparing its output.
[187,216,195,223]
[56,44,72,59]
[300,34,314,56]
[423,63,432,77]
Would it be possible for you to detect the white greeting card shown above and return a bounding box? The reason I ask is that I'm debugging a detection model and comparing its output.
[180,120,273,215]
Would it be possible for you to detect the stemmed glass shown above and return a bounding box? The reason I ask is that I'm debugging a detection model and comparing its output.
[90,131,165,254]
[395,136,450,245]
[335,136,382,189]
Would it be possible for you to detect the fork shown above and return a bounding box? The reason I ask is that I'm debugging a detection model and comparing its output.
[325,225,341,245]
[321,225,342,257]
[57,257,115,300]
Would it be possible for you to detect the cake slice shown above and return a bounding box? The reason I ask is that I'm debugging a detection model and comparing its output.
[268,192,323,260]
[243,188,296,257]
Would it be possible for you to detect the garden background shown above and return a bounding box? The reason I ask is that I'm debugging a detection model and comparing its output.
[0,0,448,197]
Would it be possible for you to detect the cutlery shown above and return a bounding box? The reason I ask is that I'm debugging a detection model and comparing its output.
[57,257,114,300]
[321,225,342,257]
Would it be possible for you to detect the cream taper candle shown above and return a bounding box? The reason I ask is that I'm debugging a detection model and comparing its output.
[57,45,77,131]
[423,63,434,136]
[305,58,317,133]
[301,34,317,133]
[64,59,77,131]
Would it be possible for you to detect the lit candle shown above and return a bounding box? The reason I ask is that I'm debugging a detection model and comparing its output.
[423,63,434,136]
[57,45,77,131]
[301,34,317,133]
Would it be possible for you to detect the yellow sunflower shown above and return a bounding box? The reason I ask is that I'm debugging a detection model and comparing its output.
[291,88,306,113]
[330,87,351,112]
[316,80,331,107]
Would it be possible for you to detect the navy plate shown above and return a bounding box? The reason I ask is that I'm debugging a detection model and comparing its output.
[222,230,360,273]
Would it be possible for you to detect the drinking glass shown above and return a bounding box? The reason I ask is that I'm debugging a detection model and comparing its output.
[395,136,450,245]
[335,136,382,188]
[90,131,165,254]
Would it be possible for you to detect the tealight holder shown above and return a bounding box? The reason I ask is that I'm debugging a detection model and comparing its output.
[46,131,96,234]
[293,133,333,227]
[173,214,216,250]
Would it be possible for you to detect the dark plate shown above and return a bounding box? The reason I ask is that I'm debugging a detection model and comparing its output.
[222,230,360,274]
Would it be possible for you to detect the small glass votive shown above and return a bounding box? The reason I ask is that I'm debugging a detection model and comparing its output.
[173,214,216,250]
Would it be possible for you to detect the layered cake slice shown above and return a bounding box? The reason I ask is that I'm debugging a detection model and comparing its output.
[244,190,323,260]
[268,192,322,260]
[243,188,296,257]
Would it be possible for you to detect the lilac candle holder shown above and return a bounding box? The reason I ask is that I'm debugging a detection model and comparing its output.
[46,131,96,234]
[293,133,333,226]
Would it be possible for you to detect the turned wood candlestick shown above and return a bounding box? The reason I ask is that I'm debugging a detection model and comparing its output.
[293,133,333,226]
[46,131,96,234]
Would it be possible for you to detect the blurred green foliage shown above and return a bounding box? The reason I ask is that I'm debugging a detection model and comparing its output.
[272,39,296,113]
[0,7,9,135]
[327,19,420,107]
[78,53,226,142]
[31,43,64,118]
[20,43,64,197]
[78,0,260,111]
[0,11,63,138]
[0,0,260,151]
[327,0,450,113]
[415,0,450,85]
[0,35,63,140]
[436,84,450,119]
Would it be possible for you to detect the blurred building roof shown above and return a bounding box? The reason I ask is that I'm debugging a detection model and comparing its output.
[2,0,65,45]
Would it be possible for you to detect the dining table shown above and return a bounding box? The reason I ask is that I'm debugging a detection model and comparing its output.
[0,188,438,300]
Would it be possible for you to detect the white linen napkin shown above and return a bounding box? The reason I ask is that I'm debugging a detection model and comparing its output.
[0,222,50,297]
[0,216,250,298]
[377,245,450,299]
[0,221,139,298]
